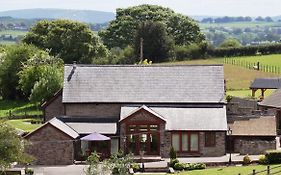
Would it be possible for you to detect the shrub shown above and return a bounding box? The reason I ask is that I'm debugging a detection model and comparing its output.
[25,168,34,175]
[170,147,177,159]
[243,154,251,165]
[265,150,281,164]
[131,163,140,172]
[225,95,233,102]
[169,159,179,168]
[174,162,185,171]
[259,155,268,164]
[184,163,206,170]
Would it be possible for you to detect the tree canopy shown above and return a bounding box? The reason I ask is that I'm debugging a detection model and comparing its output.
[23,19,108,64]
[18,51,64,103]
[99,4,205,49]
[134,21,175,62]
[219,38,242,48]
[0,44,40,100]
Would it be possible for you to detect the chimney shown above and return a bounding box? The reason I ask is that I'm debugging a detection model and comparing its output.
[67,61,77,82]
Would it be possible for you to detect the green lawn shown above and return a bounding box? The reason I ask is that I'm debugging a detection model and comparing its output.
[6,119,42,132]
[0,30,27,36]
[226,89,275,98]
[0,100,42,117]
[229,54,281,67]
[146,164,281,175]
[168,57,279,91]
[200,21,281,29]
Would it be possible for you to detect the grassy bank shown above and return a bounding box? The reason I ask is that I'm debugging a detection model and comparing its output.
[0,100,42,117]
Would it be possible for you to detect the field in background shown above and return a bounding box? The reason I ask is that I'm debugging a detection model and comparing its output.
[200,21,281,28]
[0,100,42,117]
[6,119,42,132]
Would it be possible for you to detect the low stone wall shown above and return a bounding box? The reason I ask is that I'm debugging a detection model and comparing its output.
[239,139,276,155]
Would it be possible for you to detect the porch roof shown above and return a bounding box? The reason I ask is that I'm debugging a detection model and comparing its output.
[120,106,227,131]
[259,89,281,108]
[65,122,117,135]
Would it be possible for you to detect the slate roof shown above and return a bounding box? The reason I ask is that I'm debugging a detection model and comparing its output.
[250,78,281,89]
[62,65,225,104]
[228,116,276,136]
[259,89,281,108]
[25,117,79,139]
[120,105,227,131]
[65,122,117,135]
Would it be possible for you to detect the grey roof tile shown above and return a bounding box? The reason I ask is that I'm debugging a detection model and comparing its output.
[120,106,227,131]
[62,65,225,103]
[259,89,281,108]
[250,78,281,89]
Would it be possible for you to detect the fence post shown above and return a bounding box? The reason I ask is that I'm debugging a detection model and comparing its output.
[253,169,256,175]
[267,165,270,175]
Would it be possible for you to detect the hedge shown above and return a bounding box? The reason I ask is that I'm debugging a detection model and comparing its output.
[265,150,281,164]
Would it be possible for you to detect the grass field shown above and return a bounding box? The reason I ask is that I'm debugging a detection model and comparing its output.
[0,30,27,36]
[146,164,281,175]
[0,100,42,117]
[229,54,281,67]
[6,119,42,132]
[200,21,281,29]
[169,57,279,90]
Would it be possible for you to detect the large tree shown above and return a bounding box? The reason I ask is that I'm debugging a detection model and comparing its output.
[134,21,175,62]
[0,44,39,100]
[99,4,205,48]
[23,19,108,64]
[18,51,64,103]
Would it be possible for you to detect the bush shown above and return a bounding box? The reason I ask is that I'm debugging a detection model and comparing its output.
[184,163,206,170]
[265,150,281,164]
[169,159,179,168]
[175,42,207,61]
[243,154,251,165]
[25,168,34,175]
[170,147,177,159]
[131,163,140,172]
[259,155,268,164]
[174,162,185,171]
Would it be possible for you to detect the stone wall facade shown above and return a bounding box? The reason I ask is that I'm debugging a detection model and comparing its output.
[44,94,63,121]
[200,132,226,157]
[234,138,276,155]
[25,124,75,165]
[120,109,226,157]
[64,103,121,118]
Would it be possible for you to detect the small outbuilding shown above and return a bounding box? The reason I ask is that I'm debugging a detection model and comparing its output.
[24,118,79,165]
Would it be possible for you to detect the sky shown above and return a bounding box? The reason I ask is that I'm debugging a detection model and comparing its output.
[1,0,281,17]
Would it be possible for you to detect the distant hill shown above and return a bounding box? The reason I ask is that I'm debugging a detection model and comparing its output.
[0,8,115,23]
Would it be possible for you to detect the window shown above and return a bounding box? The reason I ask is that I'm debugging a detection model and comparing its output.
[205,132,216,147]
[172,132,199,152]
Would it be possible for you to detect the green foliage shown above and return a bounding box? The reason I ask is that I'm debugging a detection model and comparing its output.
[130,163,140,172]
[169,159,179,168]
[220,38,242,48]
[169,147,177,159]
[174,162,185,171]
[259,155,268,165]
[99,4,204,49]
[225,95,233,102]
[134,21,175,63]
[138,59,152,65]
[175,42,208,60]
[207,43,281,58]
[265,150,281,164]
[0,121,33,169]
[23,19,108,64]
[96,46,135,64]
[18,51,63,103]
[184,163,206,170]
[0,44,39,100]
[25,168,34,175]
[86,151,133,175]
[243,154,252,165]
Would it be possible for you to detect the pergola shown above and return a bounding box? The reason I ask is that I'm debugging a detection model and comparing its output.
[250,78,281,99]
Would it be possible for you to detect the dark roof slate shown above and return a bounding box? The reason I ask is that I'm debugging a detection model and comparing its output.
[250,78,281,89]
[62,65,225,104]
[259,89,281,108]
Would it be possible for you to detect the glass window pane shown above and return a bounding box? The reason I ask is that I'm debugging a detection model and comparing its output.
[190,133,199,151]
[139,125,148,132]
[182,133,189,151]
[172,134,180,151]
[150,125,158,131]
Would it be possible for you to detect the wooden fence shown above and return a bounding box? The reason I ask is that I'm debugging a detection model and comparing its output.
[238,165,281,175]
[223,58,281,74]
